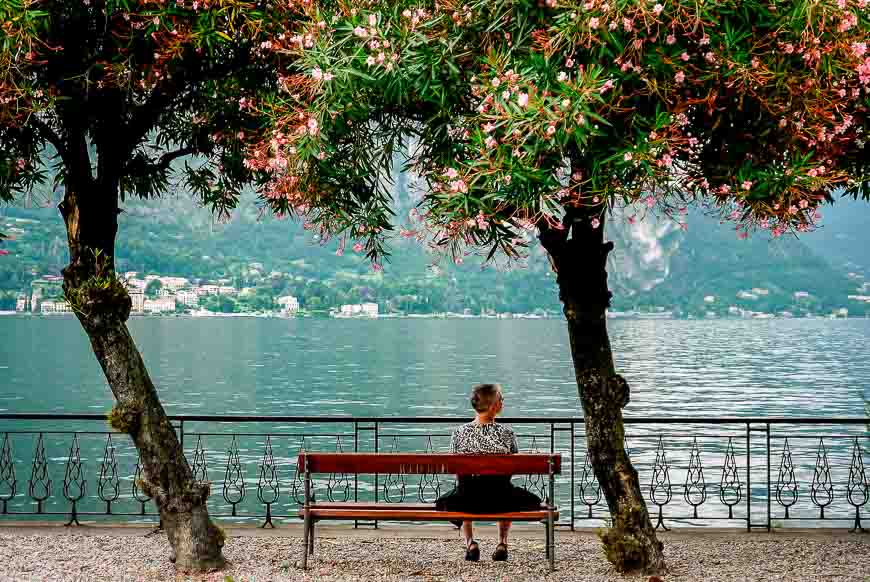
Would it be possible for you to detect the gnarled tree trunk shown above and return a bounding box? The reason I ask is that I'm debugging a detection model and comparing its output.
[59,177,225,571]
[539,205,665,575]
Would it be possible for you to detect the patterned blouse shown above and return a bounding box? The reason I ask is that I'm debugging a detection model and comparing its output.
[450,421,519,454]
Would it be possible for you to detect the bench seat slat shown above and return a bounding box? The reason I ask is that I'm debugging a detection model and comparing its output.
[298,508,558,521]
[304,502,552,511]
[298,452,561,475]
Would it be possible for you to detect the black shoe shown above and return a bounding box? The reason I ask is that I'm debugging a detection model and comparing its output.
[465,540,480,561]
[492,543,508,561]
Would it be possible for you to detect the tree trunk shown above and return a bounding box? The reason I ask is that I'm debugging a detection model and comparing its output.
[539,207,665,575]
[59,182,225,571]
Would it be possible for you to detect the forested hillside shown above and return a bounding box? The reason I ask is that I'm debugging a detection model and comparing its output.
[1,191,866,316]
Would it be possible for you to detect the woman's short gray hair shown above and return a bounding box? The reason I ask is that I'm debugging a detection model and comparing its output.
[470,383,502,412]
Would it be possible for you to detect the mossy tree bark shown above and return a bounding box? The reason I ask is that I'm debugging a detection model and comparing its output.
[57,132,225,571]
[539,201,665,575]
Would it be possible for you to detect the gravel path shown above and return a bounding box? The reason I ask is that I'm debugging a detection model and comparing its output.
[0,530,867,581]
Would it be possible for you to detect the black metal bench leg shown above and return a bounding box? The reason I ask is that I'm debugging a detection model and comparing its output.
[301,512,311,569]
[544,520,550,560]
[548,515,555,572]
[309,521,315,557]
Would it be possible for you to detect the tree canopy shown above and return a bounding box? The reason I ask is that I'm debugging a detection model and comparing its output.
[236,0,869,263]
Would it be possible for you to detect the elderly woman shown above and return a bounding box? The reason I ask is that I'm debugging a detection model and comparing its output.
[435,383,541,562]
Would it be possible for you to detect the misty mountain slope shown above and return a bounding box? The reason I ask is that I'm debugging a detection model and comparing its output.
[1,191,865,314]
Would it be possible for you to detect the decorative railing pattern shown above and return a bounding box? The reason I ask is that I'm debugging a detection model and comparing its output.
[0,414,866,532]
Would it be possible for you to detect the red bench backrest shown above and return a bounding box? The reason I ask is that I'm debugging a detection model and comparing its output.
[298,452,561,476]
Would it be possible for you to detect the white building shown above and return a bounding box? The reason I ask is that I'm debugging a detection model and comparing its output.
[126,278,147,292]
[176,290,199,307]
[199,285,220,296]
[751,288,770,296]
[794,291,810,299]
[40,300,72,314]
[218,286,237,296]
[736,290,758,300]
[144,297,176,313]
[277,295,300,313]
[15,294,28,312]
[157,287,173,297]
[703,295,716,303]
[340,303,378,317]
[130,291,145,313]
[159,277,190,290]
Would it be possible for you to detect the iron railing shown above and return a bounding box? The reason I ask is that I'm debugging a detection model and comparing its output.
[0,414,867,532]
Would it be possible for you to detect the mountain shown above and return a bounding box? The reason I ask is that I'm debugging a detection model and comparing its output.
[0,188,867,316]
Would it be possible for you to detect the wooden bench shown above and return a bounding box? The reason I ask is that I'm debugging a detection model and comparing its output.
[296,452,561,571]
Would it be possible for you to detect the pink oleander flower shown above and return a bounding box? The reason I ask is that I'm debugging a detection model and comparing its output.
[680,52,690,61]
[450,179,468,193]
[312,67,323,80]
[599,79,614,93]
[546,125,557,136]
[517,93,529,107]
[666,34,676,45]
[853,42,867,58]
[353,242,364,253]
[485,136,498,148]
[645,196,655,208]
[799,199,809,209]
[675,71,685,83]
[742,180,752,190]
[446,168,459,179]
[589,17,600,28]
[307,118,319,135]
[483,122,496,133]
[368,13,377,26]
[591,217,601,229]
[653,4,663,15]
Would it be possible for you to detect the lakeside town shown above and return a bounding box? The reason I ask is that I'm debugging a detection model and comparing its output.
[6,266,870,320]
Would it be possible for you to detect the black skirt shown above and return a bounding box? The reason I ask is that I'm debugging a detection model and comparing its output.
[435,475,542,517]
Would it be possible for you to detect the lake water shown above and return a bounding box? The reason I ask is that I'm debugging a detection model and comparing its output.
[0,317,867,527]
[2,316,868,417]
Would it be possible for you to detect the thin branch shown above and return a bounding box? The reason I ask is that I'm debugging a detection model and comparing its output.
[28,115,66,160]
[156,146,198,170]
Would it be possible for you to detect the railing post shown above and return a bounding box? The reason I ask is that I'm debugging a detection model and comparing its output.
[301,458,311,570]
[766,422,771,532]
[746,422,751,532]
[374,421,379,530]
[570,421,575,531]
[548,456,556,572]
[353,421,359,529]
[179,419,184,450]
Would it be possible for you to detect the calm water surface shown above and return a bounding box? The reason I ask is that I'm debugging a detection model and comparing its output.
[2,317,868,417]
[0,317,867,526]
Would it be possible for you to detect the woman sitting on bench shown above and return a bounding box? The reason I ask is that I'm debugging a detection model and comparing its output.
[435,383,541,562]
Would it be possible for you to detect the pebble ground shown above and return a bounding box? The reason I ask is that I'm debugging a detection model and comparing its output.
[0,526,867,581]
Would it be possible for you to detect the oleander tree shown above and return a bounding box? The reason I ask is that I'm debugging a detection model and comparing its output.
[0,1,393,570]
[240,0,870,573]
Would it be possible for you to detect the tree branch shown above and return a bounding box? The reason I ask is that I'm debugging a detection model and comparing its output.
[156,146,198,171]
[28,115,67,161]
